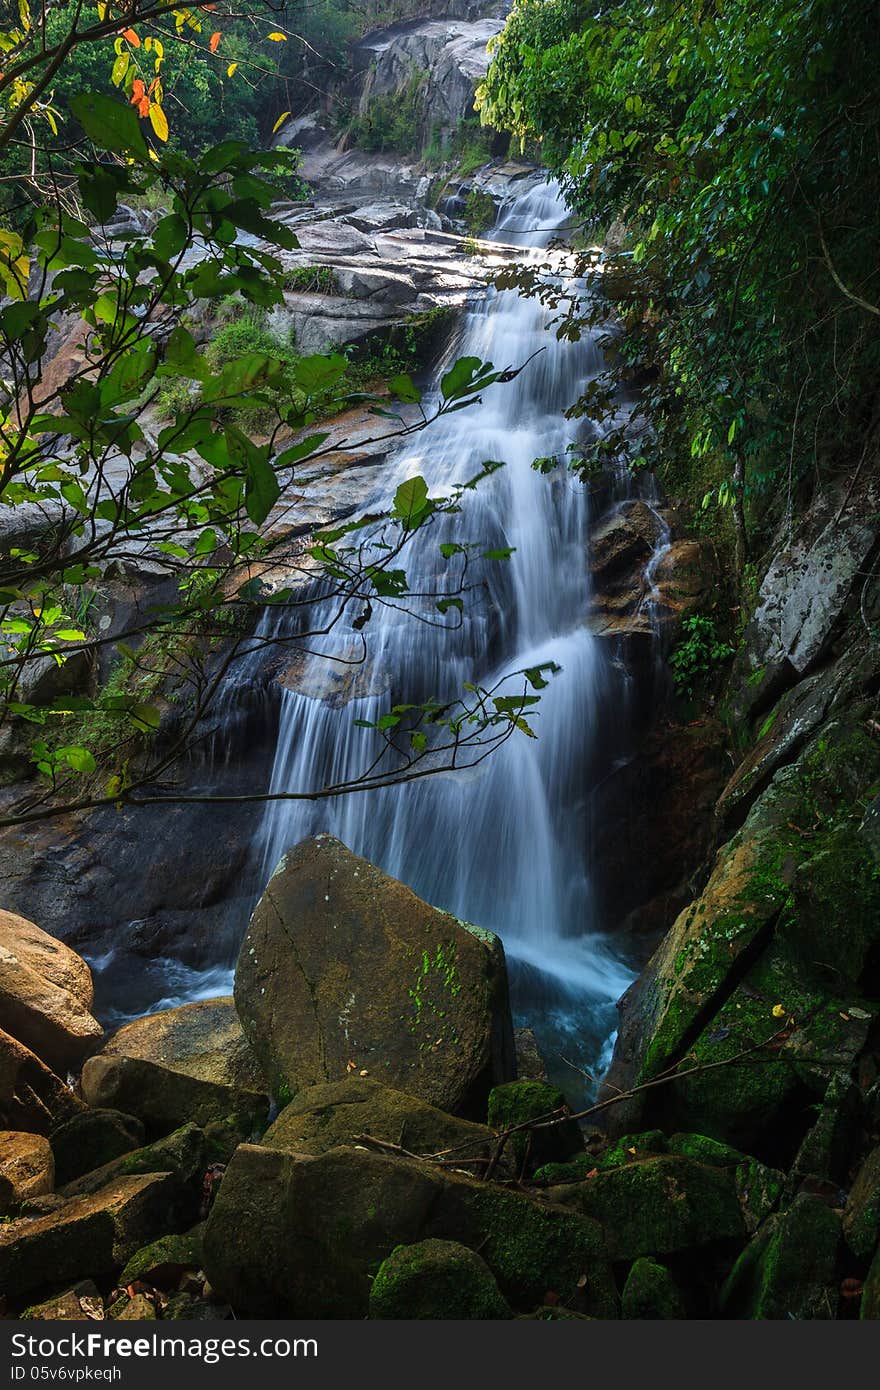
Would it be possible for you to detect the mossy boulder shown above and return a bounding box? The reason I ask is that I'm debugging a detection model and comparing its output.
[51,1109,144,1187]
[487,1081,582,1176]
[548,1154,745,1262]
[234,835,515,1119]
[203,1142,617,1318]
[843,1146,880,1262]
[61,1123,211,1229]
[22,1280,102,1321]
[80,1053,268,1141]
[621,1258,687,1318]
[667,1133,784,1233]
[721,1192,841,1319]
[0,1172,183,1300]
[263,1076,499,1176]
[369,1239,511,1319]
[120,1227,204,1290]
[861,1243,880,1319]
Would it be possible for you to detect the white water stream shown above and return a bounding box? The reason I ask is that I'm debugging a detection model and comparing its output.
[247,183,636,1091]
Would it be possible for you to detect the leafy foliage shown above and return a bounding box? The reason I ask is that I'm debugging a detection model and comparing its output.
[668,615,734,700]
[477,0,880,569]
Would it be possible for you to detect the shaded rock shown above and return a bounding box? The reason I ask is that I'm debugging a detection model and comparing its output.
[22,1280,103,1321]
[115,1294,156,1320]
[0,1026,84,1135]
[80,1053,268,1141]
[729,482,879,722]
[0,1130,54,1214]
[98,998,265,1093]
[203,1142,618,1318]
[0,910,94,1010]
[512,1027,548,1082]
[843,1146,880,1262]
[721,1192,841,1319]
[667,1133,783,1234]
[0,1172,183,1299]
[163,1292,228,1320]
[369,1238,511,1319]
[547,1154,745,1261]
[234,835,515,1118]
[621,1258,687,1318]
[120,1227,204,1290]
[486,1081,582,1176]
[862,1244,880,1319]
[589,500,661,580]
[51,1109,144,1187]
[62,1123,211,1214]
[0,928,102,1072]
[263,1076,498,1175]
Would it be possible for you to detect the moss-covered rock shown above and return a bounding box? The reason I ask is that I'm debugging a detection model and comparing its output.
[0,1172,184,1299]
[51,1109,144,1187]
[22,1280,102,1320]
[369,1239,511,1319]
[533,1131,669,1186]
[0,1130,54,1215]
[119,1227,204,1290]
[80,1052,268,1141]
[667,1133,784,1233]
[264,1076,500,1176]
[844,1146,880,1262]
[487,1081,582,1176]
[548,1154,745,1261]
[621,1258,687,1318]
[721,1193,841,1319]
[61,1122,210,1210]
[203,1142,618,1318]
[234,836,515,1119]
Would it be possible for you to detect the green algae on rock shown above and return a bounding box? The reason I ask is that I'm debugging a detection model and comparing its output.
[621,1257,688,1318]
[369,1239,511,1319]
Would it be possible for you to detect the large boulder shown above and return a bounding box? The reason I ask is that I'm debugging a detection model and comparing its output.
[721,1193,841,1319]
[80,998,268,1139]
[203,1142,618,1318]
[0,1172,183,1300]
[50,1109,144,1187]
[0,912,102,1072]
[61,1122,212,1210]
[234,836,515,1118]
[0,1026,84,1135]
[843,1146,880,1262]
[97,998,265,1092]
[0,1131,54,1214]
[0,910,94,1010]
[369,1239,511,1319]
[547,1154,745,1261]
[262,1077,499,1175]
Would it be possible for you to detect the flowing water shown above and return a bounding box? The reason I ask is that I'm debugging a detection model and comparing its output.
[247,182,637,1097]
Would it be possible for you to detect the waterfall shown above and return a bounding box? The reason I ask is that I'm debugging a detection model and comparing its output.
[249,181,636,1097]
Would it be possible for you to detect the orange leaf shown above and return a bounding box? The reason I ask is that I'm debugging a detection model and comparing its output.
[209,30,220,52]
[130,78,145,103]
[138,96,150,117]
[122,27,140,46]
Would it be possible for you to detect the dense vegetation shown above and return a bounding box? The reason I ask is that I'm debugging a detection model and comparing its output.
[478,0,880,579]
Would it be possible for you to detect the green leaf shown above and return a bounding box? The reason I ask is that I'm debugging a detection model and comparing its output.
[70,92,149,159]
[130,703,161,731]
[388,373,422,404]
[293,354,347,395]
[392,475,432,530]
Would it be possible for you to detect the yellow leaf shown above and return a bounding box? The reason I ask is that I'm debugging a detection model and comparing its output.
[148,103,169,142]
[272,109,291,134]
[267,31,286,41]
[226,61,238,76]
[771,1003,787,1018]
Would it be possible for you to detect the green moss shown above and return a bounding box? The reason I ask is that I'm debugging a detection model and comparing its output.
[120,1228,204,1289]
[721,1192,841,1319]
[487,1081,582,1175]
[369,1239,511,1319]
[551,1155,745,1262]
[621,1258,687,1318]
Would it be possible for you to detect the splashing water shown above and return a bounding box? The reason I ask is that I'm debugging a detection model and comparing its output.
[248,181,637,1099]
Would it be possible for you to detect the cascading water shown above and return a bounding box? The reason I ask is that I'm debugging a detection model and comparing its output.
[248,182,636,1096]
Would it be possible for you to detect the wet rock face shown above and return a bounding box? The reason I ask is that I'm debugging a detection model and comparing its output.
[234,834,515,1118]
